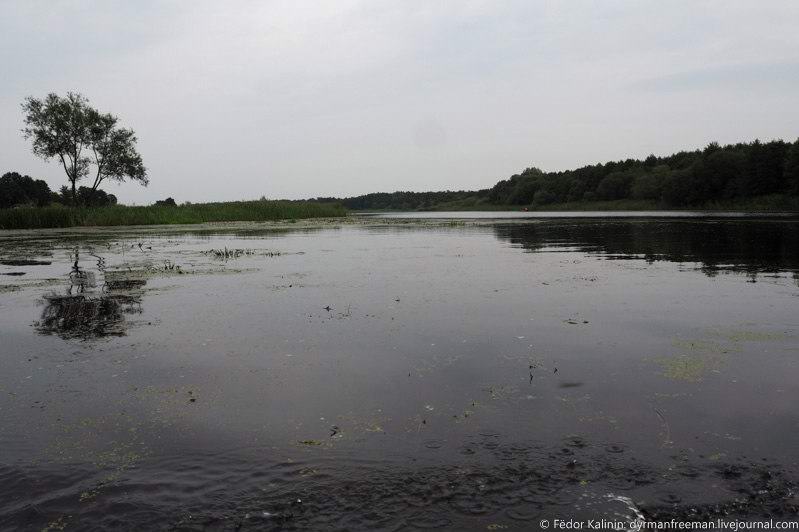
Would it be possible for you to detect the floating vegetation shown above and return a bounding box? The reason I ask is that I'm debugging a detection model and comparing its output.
[104,278,147,292]
[656,354,715,382]
[160,259,182,272]
[204,247,257,259]
[653,332,754,382]
[41,516,70,531]
[452,401,480,424]
[0,284,22,293]
[203,247,282,259]
[563,314,590,325]
[0,259,52,266]
[706,327,788,343]
[484,384,519,400]
[119,260,185,275]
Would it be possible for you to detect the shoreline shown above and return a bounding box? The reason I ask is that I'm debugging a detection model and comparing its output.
[3,210,798,237]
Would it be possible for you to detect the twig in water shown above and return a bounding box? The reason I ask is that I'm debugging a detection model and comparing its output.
[654,407,672,447]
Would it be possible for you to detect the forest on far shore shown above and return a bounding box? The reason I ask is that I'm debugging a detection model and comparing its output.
[4,138,799,213]
[0,173,118,209]
[310,138,799,210]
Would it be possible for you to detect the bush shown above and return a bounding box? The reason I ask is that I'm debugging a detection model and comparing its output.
[533,189,557,205]
[661,170,692,206]
[631,174,662,200]
[0,172,53,208]
[596,171,634,200]
[76,187,117,207]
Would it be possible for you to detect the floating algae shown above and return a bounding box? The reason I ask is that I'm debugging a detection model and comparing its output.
[656,354,714,382]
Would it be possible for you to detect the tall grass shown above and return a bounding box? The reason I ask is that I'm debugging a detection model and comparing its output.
[0,200,346,230]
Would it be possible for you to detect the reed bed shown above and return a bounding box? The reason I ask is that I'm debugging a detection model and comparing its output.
[0,201,346,229]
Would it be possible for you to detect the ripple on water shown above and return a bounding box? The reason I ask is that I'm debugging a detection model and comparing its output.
[1,440,797,529]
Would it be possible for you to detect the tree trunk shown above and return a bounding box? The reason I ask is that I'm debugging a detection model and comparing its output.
[86,179,102,207]
[71,180,77,207]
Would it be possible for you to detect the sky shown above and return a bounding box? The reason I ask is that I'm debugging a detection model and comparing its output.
[2,1,798,204]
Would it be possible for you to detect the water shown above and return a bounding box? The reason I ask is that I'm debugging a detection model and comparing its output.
[364,210,798,219]
[1,215,798,530]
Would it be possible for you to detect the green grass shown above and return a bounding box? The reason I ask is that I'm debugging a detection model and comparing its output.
[0,200,346,230]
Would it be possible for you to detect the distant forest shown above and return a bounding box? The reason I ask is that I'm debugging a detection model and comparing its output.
[0,172,117,208]
[311,139,799,210]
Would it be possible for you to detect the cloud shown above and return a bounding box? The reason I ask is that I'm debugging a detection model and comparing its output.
[631,62,799,93]
[2,1,799,203]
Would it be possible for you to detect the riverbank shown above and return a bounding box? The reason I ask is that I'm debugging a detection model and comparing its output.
[0,201,346,230]
[418,194,799,212]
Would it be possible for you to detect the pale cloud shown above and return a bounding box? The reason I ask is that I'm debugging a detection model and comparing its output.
[1,1,798,204]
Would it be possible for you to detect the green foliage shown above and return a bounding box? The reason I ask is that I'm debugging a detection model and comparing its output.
[0,201,345,230]
[785,139,799,195]
[0,172,53,208]
[76,186,117,207]
[1,172,119,209]
[630,166,667,200]
[596,170,635,200]
[325,138,799,210]
[21,92,147,205]
[311,190,482,210]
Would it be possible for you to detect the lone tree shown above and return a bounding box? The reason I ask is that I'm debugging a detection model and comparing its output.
[21,92,147,206]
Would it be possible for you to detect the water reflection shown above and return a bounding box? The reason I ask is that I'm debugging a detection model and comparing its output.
[493,219,799,278]
[35,248,146,340]
[4,220,799,528]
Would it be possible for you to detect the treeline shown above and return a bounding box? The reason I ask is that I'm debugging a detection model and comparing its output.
[310,190,481,210]
[1,172,117,208]
[311,139,799,210]
[488,139,799,206]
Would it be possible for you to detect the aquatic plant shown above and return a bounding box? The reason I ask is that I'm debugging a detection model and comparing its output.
[204,247,255,259]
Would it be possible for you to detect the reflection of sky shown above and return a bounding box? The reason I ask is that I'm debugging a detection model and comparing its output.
[2,222,799,528]
[2,2,799,203]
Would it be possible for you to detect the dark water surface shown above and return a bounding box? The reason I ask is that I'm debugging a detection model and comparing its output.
[1,216,798,530]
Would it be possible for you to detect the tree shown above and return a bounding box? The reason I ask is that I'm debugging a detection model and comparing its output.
[21,92,147,206]
[0,171,53,208]
[785,139,799,195]
[631,168,667,200]
[86,111,147,204]
[596,170,635,200]
[154,197,177,207]
[76,186,117,207]
[21,93,92,205]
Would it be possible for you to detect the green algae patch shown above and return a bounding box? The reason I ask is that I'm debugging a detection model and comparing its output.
[671,339,734,354]
[656,354,715,382]
[709,327,789,343]
[727,330,786,342]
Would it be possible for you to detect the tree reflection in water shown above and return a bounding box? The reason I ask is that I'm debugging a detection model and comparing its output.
[36,248,145,340]
[493,218,799,283]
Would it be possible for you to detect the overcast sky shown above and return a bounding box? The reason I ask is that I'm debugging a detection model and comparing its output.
[2,1,798,204]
